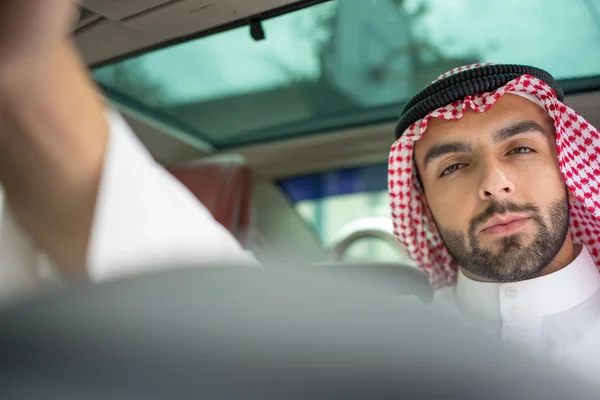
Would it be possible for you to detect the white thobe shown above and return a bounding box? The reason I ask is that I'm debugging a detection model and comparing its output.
[432,244,600,385]
[0,108,256,300]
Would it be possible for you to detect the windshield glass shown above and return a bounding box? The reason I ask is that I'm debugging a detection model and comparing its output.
[93,0,600,148]
[278,163,413,263]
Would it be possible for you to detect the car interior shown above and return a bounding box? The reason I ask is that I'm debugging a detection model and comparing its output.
[72,0,600,300]
[5,1,600,397]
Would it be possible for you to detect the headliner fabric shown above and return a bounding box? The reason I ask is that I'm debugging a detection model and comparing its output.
[388,64,600,289]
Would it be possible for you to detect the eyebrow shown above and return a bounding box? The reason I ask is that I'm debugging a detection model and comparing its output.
[423,141,472,170]
[493,120,546,143]
[422,120,547,170]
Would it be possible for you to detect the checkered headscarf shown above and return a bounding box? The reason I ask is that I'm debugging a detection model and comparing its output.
[389,63,600,289]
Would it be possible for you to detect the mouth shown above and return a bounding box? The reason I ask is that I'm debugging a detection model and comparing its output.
[479,215,531,236]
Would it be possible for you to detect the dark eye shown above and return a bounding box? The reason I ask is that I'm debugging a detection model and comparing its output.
[440,163,467,177]
[508,146,534,155]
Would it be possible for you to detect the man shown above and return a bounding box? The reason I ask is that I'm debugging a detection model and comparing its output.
[0,0,595,379]
[0,1,255,300]
[389,63,600,381]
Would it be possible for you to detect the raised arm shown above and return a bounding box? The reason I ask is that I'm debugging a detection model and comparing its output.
[0,1,107,277]
[0,1,256,282]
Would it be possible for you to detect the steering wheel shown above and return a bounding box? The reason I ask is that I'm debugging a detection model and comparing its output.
[327,217,414,265]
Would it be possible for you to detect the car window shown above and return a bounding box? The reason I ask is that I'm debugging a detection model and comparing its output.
[278,163,411,263]
[93,0,600,149]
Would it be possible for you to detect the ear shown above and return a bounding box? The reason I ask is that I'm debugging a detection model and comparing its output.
[420,192,439,235]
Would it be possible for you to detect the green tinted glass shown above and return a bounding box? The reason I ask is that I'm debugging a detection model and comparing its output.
[93,0,600,148]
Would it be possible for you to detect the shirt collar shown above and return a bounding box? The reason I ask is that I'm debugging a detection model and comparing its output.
[454,245,600,322]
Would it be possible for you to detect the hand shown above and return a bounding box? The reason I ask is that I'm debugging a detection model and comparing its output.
[0,0,76,76]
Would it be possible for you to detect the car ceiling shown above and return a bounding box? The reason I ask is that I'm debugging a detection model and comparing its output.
[74,0,346,174]
[73,0,600,181]
[75,0,307,66]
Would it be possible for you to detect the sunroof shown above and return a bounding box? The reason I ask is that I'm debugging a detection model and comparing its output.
[92,0,600,149]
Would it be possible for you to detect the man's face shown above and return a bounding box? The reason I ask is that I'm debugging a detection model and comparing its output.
[414,94,571,282]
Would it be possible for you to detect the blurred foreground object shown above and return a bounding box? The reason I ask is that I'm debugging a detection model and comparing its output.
[0,265,595,399]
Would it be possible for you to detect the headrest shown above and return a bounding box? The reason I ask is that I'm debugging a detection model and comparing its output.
[167,158,252,245]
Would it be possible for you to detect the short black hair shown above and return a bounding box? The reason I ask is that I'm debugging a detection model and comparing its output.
[414,159,425,193]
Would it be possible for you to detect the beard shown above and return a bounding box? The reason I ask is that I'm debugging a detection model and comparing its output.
[432,192,570,282]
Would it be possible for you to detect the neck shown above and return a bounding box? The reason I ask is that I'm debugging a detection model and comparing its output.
[461,234,577,283]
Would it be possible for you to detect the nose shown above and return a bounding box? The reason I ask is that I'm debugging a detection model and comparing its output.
[478,162,515,201]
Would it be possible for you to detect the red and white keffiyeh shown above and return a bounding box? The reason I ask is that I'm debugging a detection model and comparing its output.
[388,64,600,289]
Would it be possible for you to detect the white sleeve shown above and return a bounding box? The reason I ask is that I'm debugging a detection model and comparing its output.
[0,190,46,301]
[86,108,259,282]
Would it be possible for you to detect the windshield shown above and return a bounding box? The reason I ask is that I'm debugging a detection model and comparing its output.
[93,0,600,148]
[277,163,413,263]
